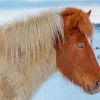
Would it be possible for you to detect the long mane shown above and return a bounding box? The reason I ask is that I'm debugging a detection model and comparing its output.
[0,12,63,65]
[0,8,93,65]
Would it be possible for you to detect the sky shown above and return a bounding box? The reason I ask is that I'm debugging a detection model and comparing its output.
[0,0,100,9]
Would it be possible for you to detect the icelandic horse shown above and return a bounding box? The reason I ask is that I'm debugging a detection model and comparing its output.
[0,7,100,100]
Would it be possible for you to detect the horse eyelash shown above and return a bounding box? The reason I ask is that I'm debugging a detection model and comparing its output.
[77,43,84,48]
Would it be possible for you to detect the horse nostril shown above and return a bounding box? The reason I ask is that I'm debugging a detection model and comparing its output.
[96,80,100,87]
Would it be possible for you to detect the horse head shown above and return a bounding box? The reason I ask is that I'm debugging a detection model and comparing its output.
[55,8,100,94]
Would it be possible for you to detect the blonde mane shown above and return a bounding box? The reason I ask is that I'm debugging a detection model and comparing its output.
[0,8,98,100]
[0,12,63,65]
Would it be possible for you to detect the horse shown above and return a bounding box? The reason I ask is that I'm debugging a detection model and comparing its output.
[0,7,100,100]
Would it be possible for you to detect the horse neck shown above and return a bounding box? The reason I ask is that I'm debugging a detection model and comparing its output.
[31,48,57,93]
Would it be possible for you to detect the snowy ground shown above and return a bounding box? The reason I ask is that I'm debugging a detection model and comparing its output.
[0,8,100,100]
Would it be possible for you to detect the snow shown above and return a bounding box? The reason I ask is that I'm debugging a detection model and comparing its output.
[33,73,100,100]
[0,8,100,100]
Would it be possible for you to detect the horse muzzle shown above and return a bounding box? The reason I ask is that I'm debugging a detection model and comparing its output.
[88,80,100,95]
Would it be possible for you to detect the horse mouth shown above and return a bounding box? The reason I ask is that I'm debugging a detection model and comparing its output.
[89,85,100,95]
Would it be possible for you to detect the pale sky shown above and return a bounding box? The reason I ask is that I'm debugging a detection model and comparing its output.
[0,0,99,9]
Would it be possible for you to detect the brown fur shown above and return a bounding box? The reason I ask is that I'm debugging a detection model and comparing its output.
[55,8,100,94]
[61,8,93,37]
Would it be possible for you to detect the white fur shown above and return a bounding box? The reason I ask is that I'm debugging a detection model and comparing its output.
[0,11,64,100]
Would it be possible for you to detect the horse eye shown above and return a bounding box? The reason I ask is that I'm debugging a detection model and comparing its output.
[77,43,84,48]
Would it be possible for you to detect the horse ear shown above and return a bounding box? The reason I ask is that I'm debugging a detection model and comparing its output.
[86,10,91,17]
[67,11,81,30]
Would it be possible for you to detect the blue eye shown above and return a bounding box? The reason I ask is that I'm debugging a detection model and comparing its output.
[77,43,84,48]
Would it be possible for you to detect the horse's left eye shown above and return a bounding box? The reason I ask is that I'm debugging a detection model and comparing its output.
[77,43,84,48]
